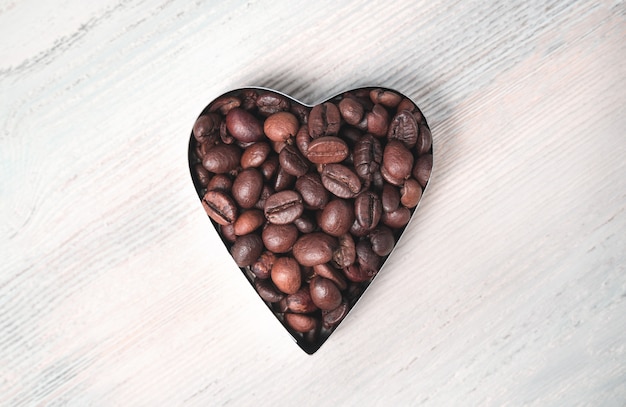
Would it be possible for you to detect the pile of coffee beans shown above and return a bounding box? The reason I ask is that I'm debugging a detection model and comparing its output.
[188,87,432,353]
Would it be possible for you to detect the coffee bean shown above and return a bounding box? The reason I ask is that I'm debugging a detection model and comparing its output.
[338,97,364,126]
[286,287,318,313]
[202,190,238,225]
[220,223,237,243]
[225,107,264,143]
[343,263,374,283]
[194,163,211,187]
[293,232,337,267]
[381,184,400,213]
[412,153,433,187]
[279,144,309,176]
[230,233,263,267]
[273,167,296,192]
[233,209,265,236]
[320,199,354,237]
[285,313,317,333]
[256,91,290,116]
[202,144,241,174]
[332,233,356,268]
[388,110,419,148]
[295,125,312,157]
[400,178,422,208]
[262,223,299,253]
[209,95,241,115]
[255,279,285,303]
[322,300,349,329]
[193,113,221,144]
[264,111,299,142]
[295,173,329,210]
[271,257,302,295]
[232,168,263,209]
[354,191,382,230]
[382,206,411,228]
[307,136,349,164]
[308,102,340,138]
[241,142,271,168]
[293,214,316,234]
[264,190,304,224]
[321,164,361,198]
[353,134,383,182]
[309,276,342,311]
[251,251,275,279]
[356,240,381,274]
[366,104,389,137]
[260,155,278,180]
[369,88,402,108]
[313,263,347,290]
[416,124,432,156]
[381,140,414,186]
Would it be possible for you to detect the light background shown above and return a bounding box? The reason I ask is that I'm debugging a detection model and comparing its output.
[1,0,625,405]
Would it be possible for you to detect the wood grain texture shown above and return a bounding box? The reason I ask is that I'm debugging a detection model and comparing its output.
[1,0,625,405]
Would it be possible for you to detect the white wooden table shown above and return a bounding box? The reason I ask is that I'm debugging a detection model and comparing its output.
[1,1,625,405]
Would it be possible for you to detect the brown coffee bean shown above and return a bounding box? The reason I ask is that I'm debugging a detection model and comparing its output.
[387,110,419,148]
[343,264,374,283]
[382,206,411,228]
[209,95,241,115]
[193,113,221,144]
[195,140,215,161]
[381,140,414,186]
[412,153,433,187]
[349,218,371,237]
[202,144,241,174]
[207,174,233,192]
[253,184,274,210]
[279,144,309,176]
[273,167,296,192]
[256,91,290,116]
[255,279,285,303]
[271,257,301,294]
[320,199,354,237]
[194,163,211,187]
[307,136,349,164]
[264,111,299,142]
[232,168,263,209]
[225,107,264,143]
[400,178,422,208]
[292,232,337,267]
[293,215,316,234]
[333,233,356,268]
[309,276,342,310]
[290,103,310,124]
[368,226,395,256]
[271,140,287,154]
[381,184,400,213]
[416,124,432,156]
[285,313,317,333]
[353,134,383,182]
[356,240,382,274]
[260,155,278,181]
[313,263,347,290]
[241,142,271,168]
[295,173,329,210]
[230,234,263,267]
[321,164,361,199]
[240,89,258,110]
[264,190,304,225]
[262,223,299,253]
[354,191,382,230]
[322,300,349,329]
[369,88,402,108]
[251,251,275,279]
[338,97,364,126]
[220,223,237,243]
[308,102,340,138]
[286,287,318,313]
[295,125,312,157]
[202,190,238,225]
[366,104,389,137]
[233,209,265,236]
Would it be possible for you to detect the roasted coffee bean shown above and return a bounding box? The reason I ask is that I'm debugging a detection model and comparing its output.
[295,125,312,157]
[271,257,302,295]
[381,140,414,186]
[354,134,383,182]
[230,233,263,267]
[320,199,354,237]
[400,178,422,208]
[321,164,361,199]
[262,223,299,253]
[271,140,287,154]
[195,140,214,161]
[209,95,241,115]
[313,263,347,291]
[356,240,382,274]
[233,209,265,236]
[241,142,271,168]
[292,232,337,267]
[286,287,318,313]
[294,215,316,234]
[322,300,349,329]
[255,279,285,303]
[264,190,304,224]
[343,263,374,283]
[220,223,237,243]
[251,251,276,279]
[338,97,364,126]
[254,184,274,210]
[381,184,400,213]
[387,110,419,148]
[279,144,309,176]
[349,218,371,237]
[412,153,433,187]
[295,173,329,210]
[366,104,389,137]
[256,91,290,116]
[273,167,295,191]
[333,233,356,268]
[285,313,317,333]
[369,88,402,108]
[310,276,342,311]
[202,190,238,225]
[241,89,258,110]
[193,113,221,144]
[354,191,382,230]
[225,107,264,143]
[308,102,340,138]
[382,206,411,228]
[260,155,279,181]
[232,168,263,209]
[194,163,211,187]
[220,120,235,144]
[264,111,299,142]
[202,144,241,174]
[290,103,310,124]
[368,226,395,256]
[307,136,349,164]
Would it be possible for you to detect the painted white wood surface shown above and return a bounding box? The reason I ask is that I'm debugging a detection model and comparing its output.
[1,0,625,405]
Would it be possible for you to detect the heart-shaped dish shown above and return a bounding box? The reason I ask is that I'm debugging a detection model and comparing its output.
[188,87,433,354]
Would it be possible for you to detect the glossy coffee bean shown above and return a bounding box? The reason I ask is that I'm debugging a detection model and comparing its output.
[321,164,361,199]
[264,111,299,142]
[400,178,422,208]
[295,173,329,210]
[368,226,395,256]
[230,233,263,267]
[366,104,389,137]
[207,173,232,192]
[354,191,382,230]
[356,240,382,274]
[295,125,312,157]
[416,124,432,156]
[354,134,383,182]
[241,142,271,168]
[322,300,349,329]
[225,107,264,143]
[194,163,211,187]
[387,110,419,148]
[292,232,337,267]
[251,251,275,279]
[308,102,340,138]
[220,223,237,243]
[313,263,347,290]
[293,215,316,234]
[202,190,238,225]
[381,184,400,213]
[256,91,290,116]
[193,113,221,144]
[286,287,318,313]
[262,223,299,253]
[279,144,309,176]
[255,279,285,303]
[273,167,296,191]
[332,233,356,268]
[306,136,349,164]
[381,140,414,186]
[338,97,364,126]
[343,263,374,283]
[320,199,354,237]
[202,144,241,174]
[233,209,265,236]
[309,276,342,311]
[260,155,278,181]
[285,313,317,333]
[412,153,433,187]
[232,168,263,209]
[271,257,302,295]
[369,88,402,108]
[209,95,241,115]
[264,190,304,224]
